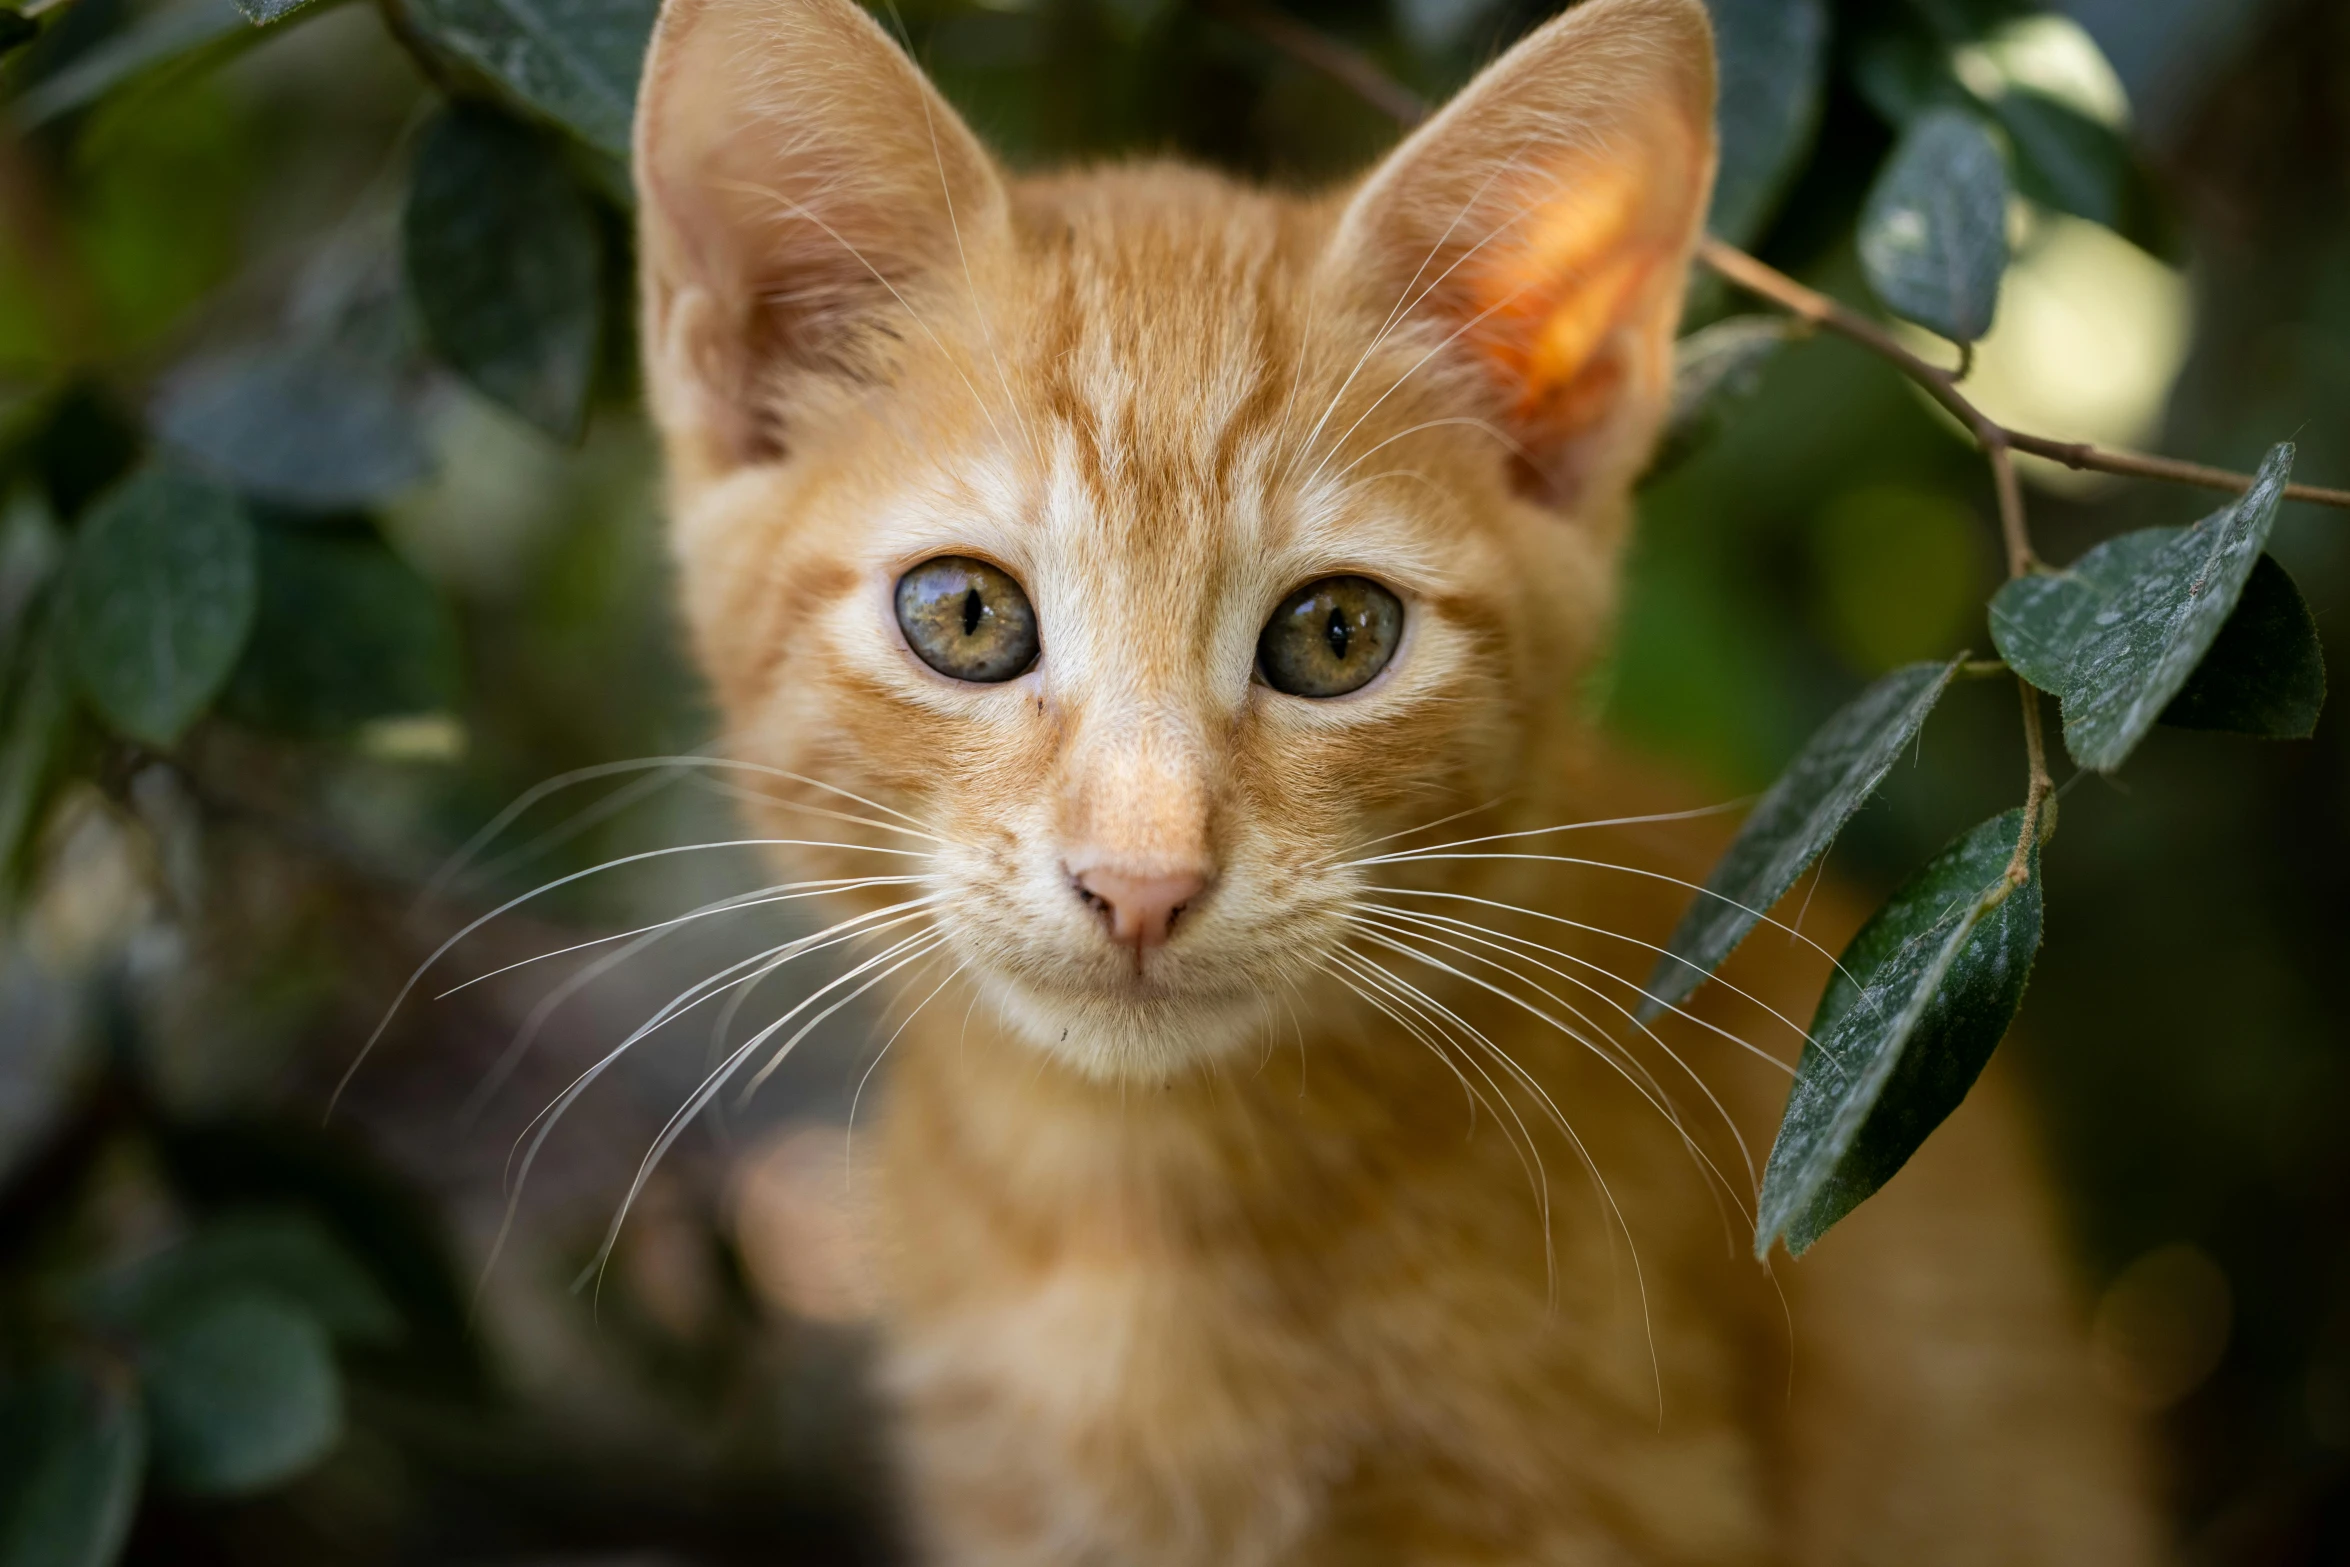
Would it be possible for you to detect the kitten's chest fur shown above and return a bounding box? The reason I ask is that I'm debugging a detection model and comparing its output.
[871,881,1794,1567]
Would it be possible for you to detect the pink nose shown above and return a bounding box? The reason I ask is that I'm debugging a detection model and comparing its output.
[1072,866,1206,951]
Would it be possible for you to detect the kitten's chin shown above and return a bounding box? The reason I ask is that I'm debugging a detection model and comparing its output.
[976,973,1275,1082]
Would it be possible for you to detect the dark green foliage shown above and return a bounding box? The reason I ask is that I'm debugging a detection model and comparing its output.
[221,527,461,738]
[62,469,257,748]
[0,1367,145,1567]
[2158,555,2326,738]
[139,1292,342,1496]
[0,12,39,60]
[151,343,428,511]
[1987,89,2129,230]
[0,599,77,890]
[80,1213,402,1348]
[405,104,603,440]
[1643,658,1962,1020]
[1648,315,1796,480]
[1858,106,2009,342]
[1702,0,1828,247]
[1990,445,2295,770]
[400,0,659,156]
[1757,809,2042,1257]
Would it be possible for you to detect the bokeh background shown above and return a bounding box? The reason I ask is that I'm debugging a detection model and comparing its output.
[3,0,2348,1561]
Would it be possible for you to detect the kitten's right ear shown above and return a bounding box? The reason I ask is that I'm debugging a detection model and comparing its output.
[634,0,1007,480]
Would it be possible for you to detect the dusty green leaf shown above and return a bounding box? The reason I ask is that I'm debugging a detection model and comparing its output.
[140,1293,341,1497]
[1703,0,1829,247]
[62,470,257,748]
[2157,554,2325,738]
[1858,107,2009,343]
[81,1213,401,1348]
[152,344,428,512]
[0,1366,146,1567]
[1640,658,1962,1021]
[1990,444,2295,771]
[1648,315,1796,480]
[404,105,602,440]
[401,0,659,157]
[219,529,460,739]
[1758,809,2042,1258]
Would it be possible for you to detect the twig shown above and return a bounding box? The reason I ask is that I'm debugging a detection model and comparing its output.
[1210,0,2350,514]
[1985,439,2055,879]
[1695,238,2350,511]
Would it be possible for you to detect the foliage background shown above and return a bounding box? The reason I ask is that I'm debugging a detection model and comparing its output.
[2,0,2349,1561]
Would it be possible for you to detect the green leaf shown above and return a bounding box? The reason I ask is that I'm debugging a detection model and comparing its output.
[219,528,460,739]
[2158,555,2326,738]
[0,1366,146,1567]
[81,1213,401,1348]
[404,105,603,441]
[1858,107,2009,343]
[400,0,659,157]
[1647,315,1796,480]
[1757,809,2042,1258]
[151,343,428,512]
[1988,88,2127,230]
[11,0,247,129]
[62,470,257,748]
[1640,658,1963,1021]
[139,1293,341,1497]
[0,598,80,893]
[1989,444,2296,771]
[233,0,327,23]
[1703,0,1829,247]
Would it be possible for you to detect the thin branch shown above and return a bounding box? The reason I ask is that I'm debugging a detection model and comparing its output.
[1211,0,2350,514]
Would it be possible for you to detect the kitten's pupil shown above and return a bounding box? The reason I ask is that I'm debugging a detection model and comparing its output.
[1325,609,1350,662]
[963,587,983,637]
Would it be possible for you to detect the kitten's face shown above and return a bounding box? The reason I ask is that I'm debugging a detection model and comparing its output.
[636,0,1714,1079]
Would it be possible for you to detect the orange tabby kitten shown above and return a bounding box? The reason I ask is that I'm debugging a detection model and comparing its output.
[633,0,2161,1559]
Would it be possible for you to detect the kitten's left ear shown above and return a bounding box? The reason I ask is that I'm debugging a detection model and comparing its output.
[634,0,1009,483]
[1325,0,1716,512]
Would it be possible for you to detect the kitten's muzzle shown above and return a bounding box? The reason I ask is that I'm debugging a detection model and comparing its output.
[1069,864,1207,955]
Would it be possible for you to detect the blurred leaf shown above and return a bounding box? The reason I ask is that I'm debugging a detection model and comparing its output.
[1858,106,2009,342]
[82,1213,402,1347]
[140,1292,340,1496]
[1757,808,2041,1258]
[1648,315,1795,479]
[1703,0,1828,247]
[0,596,78,891]
[2158,555,2325,738]
[1990,444,2295,771]
[152,343,428,511]
[62,469,256,748]
[11,0,245,129]
[1989,87,2127,230]
[0,1365,146,1567]
[1640,657,1962,1021]
[219,527,460,739]
[1850,27,1961,126]
[399,0,659,157]
[405,105,602,441]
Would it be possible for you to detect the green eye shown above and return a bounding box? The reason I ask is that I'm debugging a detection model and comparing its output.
[1258,575,1403,698]
[895,556,1040,682]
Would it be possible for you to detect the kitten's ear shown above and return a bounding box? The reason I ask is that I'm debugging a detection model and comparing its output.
[1325,0,1715,511]
[634,0,1008,479]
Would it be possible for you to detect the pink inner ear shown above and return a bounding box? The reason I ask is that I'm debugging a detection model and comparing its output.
[1433,124,1706,495]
